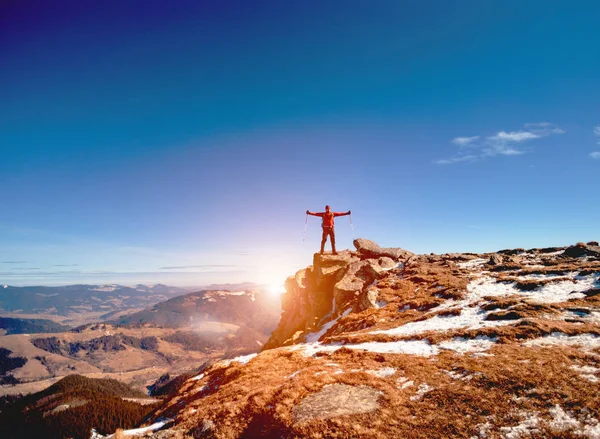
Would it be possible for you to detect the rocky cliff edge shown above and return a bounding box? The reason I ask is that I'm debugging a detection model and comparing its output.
[262,239,413,350]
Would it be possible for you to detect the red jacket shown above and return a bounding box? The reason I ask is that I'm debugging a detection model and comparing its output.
[307,210,350,227]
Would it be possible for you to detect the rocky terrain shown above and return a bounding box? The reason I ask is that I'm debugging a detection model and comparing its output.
[120,239,600,439]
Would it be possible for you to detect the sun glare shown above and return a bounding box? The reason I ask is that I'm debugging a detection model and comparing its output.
[267,281,286,298]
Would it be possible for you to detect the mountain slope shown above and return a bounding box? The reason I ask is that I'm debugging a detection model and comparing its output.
[0,317,70,335]
[129,239,600,439]
[113,289,280,335]
[0,375,159,439]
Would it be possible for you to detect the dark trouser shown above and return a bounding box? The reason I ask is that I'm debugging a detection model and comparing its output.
[320,226,336,254]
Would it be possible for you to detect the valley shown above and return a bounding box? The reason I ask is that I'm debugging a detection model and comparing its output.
[0,286,280,396]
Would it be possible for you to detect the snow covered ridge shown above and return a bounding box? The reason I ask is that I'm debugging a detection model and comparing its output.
[134,240,600,439]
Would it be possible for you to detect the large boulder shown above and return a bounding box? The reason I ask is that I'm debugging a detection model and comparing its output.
[313,251,358,291]
[378,256,397,270]
[353,238,413,261]
[357,288,380,311]
[488,254,503,265]
[498,248,525,256]
[292,384,381,424]
[564,242,600,258]
[332,257,394,314]
[333,274,364,313]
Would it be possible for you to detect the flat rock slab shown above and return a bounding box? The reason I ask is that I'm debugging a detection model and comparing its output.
[292,383,382,424]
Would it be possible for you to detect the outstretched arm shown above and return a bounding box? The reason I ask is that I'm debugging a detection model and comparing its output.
[306,210,322,216]
[333,210,351,217]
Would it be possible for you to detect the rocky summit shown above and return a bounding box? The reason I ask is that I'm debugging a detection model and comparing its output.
[109,239,600,439]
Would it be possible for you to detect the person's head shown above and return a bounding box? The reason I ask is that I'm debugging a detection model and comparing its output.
[325,205,330,212]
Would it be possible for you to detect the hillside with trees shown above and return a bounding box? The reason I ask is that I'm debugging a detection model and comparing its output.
[0,317,70,335]
[0,375,159,439]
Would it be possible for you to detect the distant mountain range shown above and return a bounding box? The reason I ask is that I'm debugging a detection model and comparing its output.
[0,284,191,316]
[0,283,261,327]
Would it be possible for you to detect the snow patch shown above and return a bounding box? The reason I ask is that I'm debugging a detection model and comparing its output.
[547,405,582,432]
[292,339,439,357]
[397,378,414,389]
[231,353,257,365]
[438,336,497,354]
[570,364,600,383]
[457,258,488,269]
[570,364,600,374]
[305,307,352,343]
[92,419,173,438]
[523,332,600,352]
[544,405,600,438]
[118,420,171,437]
[410,383,433,401]
[372,305,512,337]
[471,422,492,439]
[499,413,540,439]
[469,273,599,304]
[366,367,396,378]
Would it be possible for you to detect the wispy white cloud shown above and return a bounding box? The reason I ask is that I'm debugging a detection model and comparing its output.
[435,155,477,165]
[525,122,565,135]
[436,122,564,165]
[525,122,552,128]
[159,264,253,270]
[590,152,600,160]
[487,131,540,142]
[482,145,525,157]
[451,136,480,146]
[594,126,600,145]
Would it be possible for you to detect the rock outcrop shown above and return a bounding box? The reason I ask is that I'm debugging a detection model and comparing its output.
[262,239,412,350]
[564,242,600,258]
[353,238,413,260]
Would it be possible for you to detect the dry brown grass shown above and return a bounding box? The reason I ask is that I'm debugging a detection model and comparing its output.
[141,245,600,438]
[147,339,600,439]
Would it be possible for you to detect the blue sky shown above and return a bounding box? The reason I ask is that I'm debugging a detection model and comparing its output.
[1,1,599,286]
